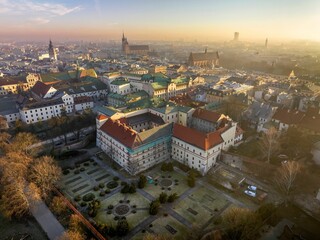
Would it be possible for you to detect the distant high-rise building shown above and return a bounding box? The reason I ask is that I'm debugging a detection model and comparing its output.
[48,40,57,61]
[234,32,239,41]
[265,38,268,48]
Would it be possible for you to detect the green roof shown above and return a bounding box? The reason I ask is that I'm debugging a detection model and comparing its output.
[110,79,130,86]
[171,77,189,85]
[151,81,168,90]
[94,106,119,117]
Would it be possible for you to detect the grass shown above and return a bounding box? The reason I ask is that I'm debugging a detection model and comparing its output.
[94,192,150,229]
[174,187,229,226]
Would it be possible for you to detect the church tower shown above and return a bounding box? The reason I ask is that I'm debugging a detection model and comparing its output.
[121,33,129,54]
[48,39,57,61]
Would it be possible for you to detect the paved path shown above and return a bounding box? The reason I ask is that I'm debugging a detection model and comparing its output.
[124,215,158,240]
[30,201,65,240]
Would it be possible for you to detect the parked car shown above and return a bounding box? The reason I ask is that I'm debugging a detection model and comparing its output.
[248,185,257,191]
[244,190,256,197]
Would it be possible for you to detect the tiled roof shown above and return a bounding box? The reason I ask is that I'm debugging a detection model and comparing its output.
[0,76,27,86]
[193,108,222,122]
[99,118,139,148]
[97,114,108,121]
[173,124,223,150]
[272,108,305,125]
[31,81,52,97]
[190,52,219,62]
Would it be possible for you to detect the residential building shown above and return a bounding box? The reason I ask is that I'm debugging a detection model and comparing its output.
[0,73,41,95]
[172,124,223,175]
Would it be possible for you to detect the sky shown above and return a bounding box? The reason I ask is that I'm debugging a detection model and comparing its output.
[0,0,319,42]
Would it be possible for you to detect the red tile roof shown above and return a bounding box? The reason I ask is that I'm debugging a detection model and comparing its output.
[272,108,305,125]
[99,118,141,148]
[97,114,108,121]
[31,81,52,97]
[173,124,223,150]
[193,108,222,122]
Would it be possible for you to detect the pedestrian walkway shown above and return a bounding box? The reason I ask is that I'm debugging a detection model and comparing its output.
[30,201,65,240]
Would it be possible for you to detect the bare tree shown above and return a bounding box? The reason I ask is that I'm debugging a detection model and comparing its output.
[0,180,41,218]
[59,230,86,240]
[259,127,280,163]
[0,116,8,130]
[28,156,62,199]
[222,207,261,240]
[50,196,68,215]
[275,161,301,196]
[8,132,39,155]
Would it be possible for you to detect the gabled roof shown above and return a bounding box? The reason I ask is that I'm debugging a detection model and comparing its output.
[189,52,219,61]
[31,81,53,97]
[99,118,139,148]
[193,108,222,122]
[173,124,223,150]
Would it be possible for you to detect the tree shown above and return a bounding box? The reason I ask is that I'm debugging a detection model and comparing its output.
[159,192,168,204]
[138,175,147,189]
[59,230,85,240]
[149,200,160,215]
[167,193,178,203]
[9,132,39,155]
[69,214,85,235]
[0,132,11,153]
[128,183,136,193]
[161,163,168,172]
[275,161,301,196]
[187,172,196,187]
[222,207,261,240]
[0,180,41,219]
[0,116,8,130]
[50,196,68,215]
[88,199,101,217]
[167,162,174,172]
[259,127,280,163]
[116,219,129,236]
[28,156,62,199]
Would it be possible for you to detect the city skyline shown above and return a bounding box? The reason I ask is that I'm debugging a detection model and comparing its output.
[0,0,320,42]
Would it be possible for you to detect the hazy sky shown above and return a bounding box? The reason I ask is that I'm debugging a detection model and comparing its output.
[0,0,319,42]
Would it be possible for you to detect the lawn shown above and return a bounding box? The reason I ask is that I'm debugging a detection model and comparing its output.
[142,166,190,198]
[174,187,230,226]
[95,192,150,230]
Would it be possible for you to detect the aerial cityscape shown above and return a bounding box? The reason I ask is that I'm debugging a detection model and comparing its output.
[0,1,320,240]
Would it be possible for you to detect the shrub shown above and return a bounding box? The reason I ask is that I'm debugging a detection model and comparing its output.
[90,159,94,162]
[84,162,89,166]
[149,224,153,228]
[105,189,110,194]
[132,205,136,208]
[74,195,81,202]
[149,200,160,215]
[121,181,127,186]
[155,183,158,186]
[163,213,168,217]
[159,192,168,204]
[126,200,130,203]
[114,216,119,221]
[116,219,129,236]
[93,162,98,166]
[94,186,99,191]
[107,181,119,189]
[113,176,119,181]
[80,167,85,172]
[75,163,80,168]
[108,204,114,209]
[174,179,179,182]
[74,169,80,174]
[121,184,130,194]
[100,191,105,197]
[119,200,123,203]
[132,210,136,214]
[107,210,112,214]
[168,193,178,203]
[187,172,196,187]
[82,193,95,202]
[128,183,136,194]
[138,175,147,189]
[80,202,87,207]
[99,183,105,188]
[161,163,168,172]
[63,169,70,175]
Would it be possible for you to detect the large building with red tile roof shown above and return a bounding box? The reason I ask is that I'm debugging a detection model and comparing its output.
[96,117,172,175]
[172,124,223,175]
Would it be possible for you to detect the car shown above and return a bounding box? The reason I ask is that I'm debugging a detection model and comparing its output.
[281,160,288,165]
[278,154,288,159]
[248,185,257,191]
[244,190,256,197]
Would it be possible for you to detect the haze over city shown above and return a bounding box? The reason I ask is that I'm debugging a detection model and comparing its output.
[1,0,320,42]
